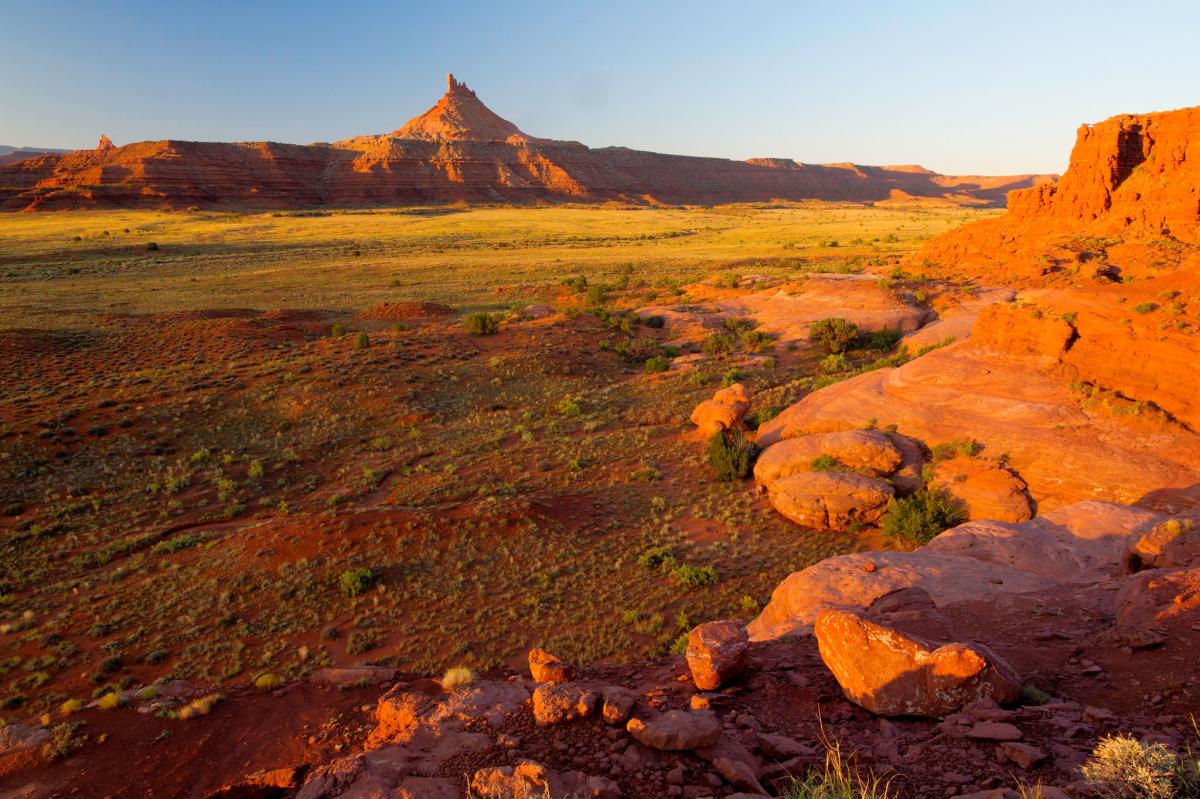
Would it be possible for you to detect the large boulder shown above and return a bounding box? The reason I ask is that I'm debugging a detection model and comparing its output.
[766,471,894,531]
[626,710,722,751]
[691,383,751,437]
[929,457,1034,523]
[815,607,1021,717]
[686,620,749,690]
[753,430,904,485]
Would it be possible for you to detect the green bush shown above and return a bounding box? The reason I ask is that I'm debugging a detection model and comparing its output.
[880,489,966,546]
[869,327,901,351]
[721,367,743,387]
[809,318,859,354]
[707,429,759,481]
[145,242,159,251]
[810,454,840,471]
[670,563,719,587]
[642,315,665,329]
[339,567,378,597]
[643,355,670,373]
[464,312,499,335]
[354,331,370,349]
[702,333,736,356]
[330,322,346,337]
[637,546,675,570]
[820,353,849,373]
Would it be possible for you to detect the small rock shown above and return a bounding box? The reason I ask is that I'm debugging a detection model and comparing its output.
[966,722,1023,742]
[529,648,575,683]
[686,620,749,691]
[997,741,1046,769]
[532,684,597,725]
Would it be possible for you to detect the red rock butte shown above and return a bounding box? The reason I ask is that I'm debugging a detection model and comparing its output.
[0,74,1057,211]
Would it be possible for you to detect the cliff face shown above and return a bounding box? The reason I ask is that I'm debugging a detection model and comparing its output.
[917,105,1200,283]
[0,75,1055,211]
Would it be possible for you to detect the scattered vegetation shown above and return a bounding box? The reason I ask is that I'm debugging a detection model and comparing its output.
[339,567,379,597]
[441,666,475,690]
[464,312,499,335]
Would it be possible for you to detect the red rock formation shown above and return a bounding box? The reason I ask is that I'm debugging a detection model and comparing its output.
[917,105,1200,284]
[0,76,1056,211]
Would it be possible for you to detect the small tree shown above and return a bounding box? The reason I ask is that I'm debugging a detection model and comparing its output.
[707,429,759,481]
[809,318,859,354]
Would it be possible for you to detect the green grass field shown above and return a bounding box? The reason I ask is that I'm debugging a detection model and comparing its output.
[0,202,994,328]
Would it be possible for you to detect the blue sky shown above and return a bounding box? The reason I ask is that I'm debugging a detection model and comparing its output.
[1,0,1196,174]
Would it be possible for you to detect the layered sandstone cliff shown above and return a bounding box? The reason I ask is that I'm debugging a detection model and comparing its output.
[917,105,1200,284]
[0,75,1055,211]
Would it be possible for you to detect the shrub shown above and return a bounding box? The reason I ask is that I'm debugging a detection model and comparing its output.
[1081,734,1180,799]
[60,698,83,715]
[1134,303,1158,314]
[637,546,675,571]
[464,312,499,335]
[869,327,901,351]
[441,666,475,690]
[354,331,370,349]
[809,318,859,354]
[932,437,983,461]
[1019,683,1050,706]
[152,533,202,555]
[339,567,378,597]
[644,354,670,373]
[557,395,583,416]
[810,454,840,471]
[179,693,224,719]
[642,315,665,329]
[41,722,87,762]
[330,322,346,337]
[670,563,719,587]
[721,367,743,387]
[707,429,759,481]
[96,691,122,710]
[145,242,159,251]
[254,673,283,691]
[702,333,736,356]
[820,354,849,373]
[879,489,966,546]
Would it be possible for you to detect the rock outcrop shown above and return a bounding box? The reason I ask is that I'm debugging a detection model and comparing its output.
[0,77,1056,211]
[815,607,1021,717]
[690,383,751,437]
[685,620,749,690]
[748,501,1162,640]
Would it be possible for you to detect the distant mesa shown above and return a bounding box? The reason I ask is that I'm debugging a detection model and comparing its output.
[0,74,1059,211]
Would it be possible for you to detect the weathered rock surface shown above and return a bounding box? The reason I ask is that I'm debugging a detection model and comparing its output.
[626,710,722,751]
[755,333,1200,511]
[469,761,619,799]
[929,457,1034,523]
[531,683,597,725]
[815,608,1021,717]
[686,620,749,690]
[1126,516,1200,571]
[749,501,1162,640]
[691,383,751,437]
[765,470,894,531]
[753,430,904,485]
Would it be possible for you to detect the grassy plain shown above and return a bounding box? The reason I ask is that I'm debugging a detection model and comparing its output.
[0,201,992,714]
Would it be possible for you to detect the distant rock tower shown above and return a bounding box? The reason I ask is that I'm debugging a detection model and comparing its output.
[96,135,115,152]
[446,73,473,96]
